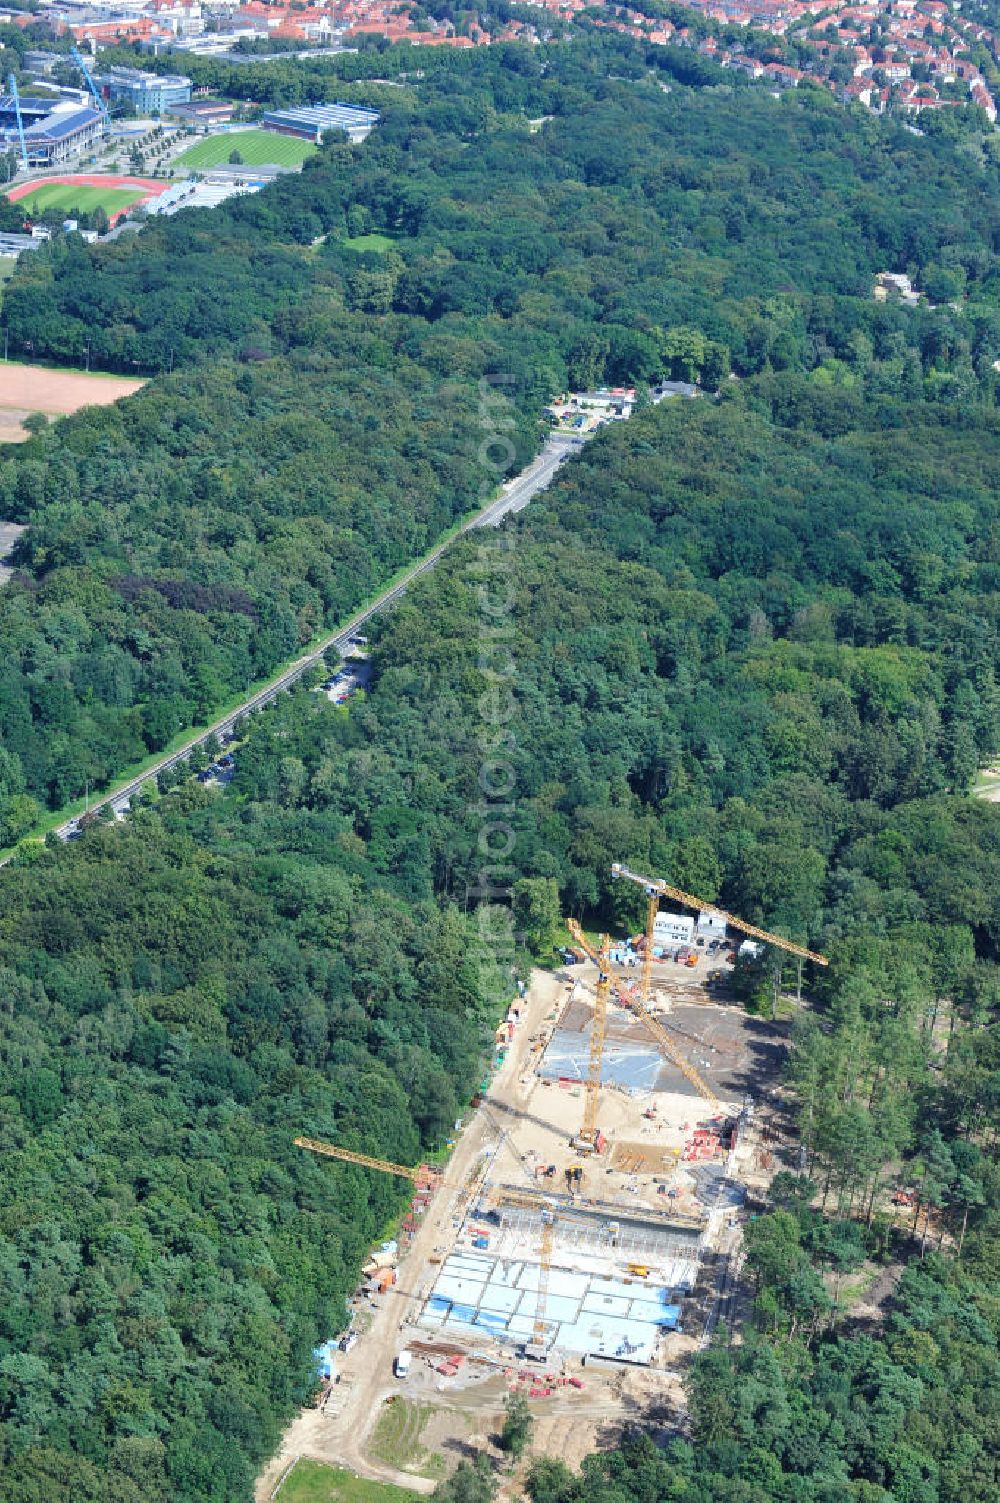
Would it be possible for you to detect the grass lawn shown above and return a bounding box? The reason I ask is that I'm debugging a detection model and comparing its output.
[974,763,1000,800]
[837,1264,881,1308]
[18,184,146,217]
[343,232,397,253]
[369,1400,448,1480]
[277,1459,419,1503]
[175,129,316,171]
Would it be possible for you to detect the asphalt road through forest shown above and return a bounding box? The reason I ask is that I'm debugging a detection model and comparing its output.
[42,430,586,846]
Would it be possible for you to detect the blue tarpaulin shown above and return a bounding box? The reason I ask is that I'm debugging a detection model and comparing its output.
[313,1340,338,1379]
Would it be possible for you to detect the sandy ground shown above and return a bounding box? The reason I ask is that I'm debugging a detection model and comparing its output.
[0,363,144,442]
[546,989,786,1103]
[0,409,36,443]
[256,963,773,1499]
[255,972,572,1500]
[497,966,785,1216]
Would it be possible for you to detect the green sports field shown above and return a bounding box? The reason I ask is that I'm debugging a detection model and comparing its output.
[175,129,317,171]
[18,184,147,217]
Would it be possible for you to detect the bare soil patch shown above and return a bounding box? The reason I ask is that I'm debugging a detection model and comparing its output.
[0,363,144,442]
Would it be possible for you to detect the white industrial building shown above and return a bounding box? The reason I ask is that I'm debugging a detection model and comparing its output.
[653,911,695,947]
[260,102,380,144]
[696,911,727,942]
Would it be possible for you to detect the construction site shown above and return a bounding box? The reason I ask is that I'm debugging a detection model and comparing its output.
[259,865,825,1499]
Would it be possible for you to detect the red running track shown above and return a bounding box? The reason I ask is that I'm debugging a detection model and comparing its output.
[8,174,168,223]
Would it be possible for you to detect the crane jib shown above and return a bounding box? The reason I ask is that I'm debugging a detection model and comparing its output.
[609,862,829,966]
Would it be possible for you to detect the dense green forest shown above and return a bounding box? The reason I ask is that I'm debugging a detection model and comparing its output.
[1,34,1000,1503]
[2,39,1000,834]
[0,794,508,1501]
[0,345,512,834]
[3,387,1000,1502]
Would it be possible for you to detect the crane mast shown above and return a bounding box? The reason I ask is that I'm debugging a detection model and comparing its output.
[640,889,657,1019]
[535,1212,554,1352]
[494,1188,557,1356]
[581,932,611,1145]
[568,918,717,1105]
[71,47,111,128]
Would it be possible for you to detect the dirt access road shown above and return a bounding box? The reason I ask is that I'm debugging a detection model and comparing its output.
[255,971,568,1500]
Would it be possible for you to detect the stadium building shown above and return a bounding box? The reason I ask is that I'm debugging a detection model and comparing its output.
[0,95,104,165]
[0,93,59,131]
[22,106,104,164]
[260,102,380,144]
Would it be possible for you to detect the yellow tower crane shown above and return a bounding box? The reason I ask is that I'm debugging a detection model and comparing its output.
[610,862,829,1004]
[494,1188,558,1358]
[294,1136,439,1182]
[296,1140,559,1361]
[577,930,611,1149]
[568,917,718,1107]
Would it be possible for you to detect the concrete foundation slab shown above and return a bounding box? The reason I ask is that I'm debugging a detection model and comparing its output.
[539,1028,662,1092]
[418,1250,683,1364]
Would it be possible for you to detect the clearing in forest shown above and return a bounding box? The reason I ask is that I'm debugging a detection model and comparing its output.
[0,361,145,443]
[974,764,1000,801]
[343,233,398,253]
